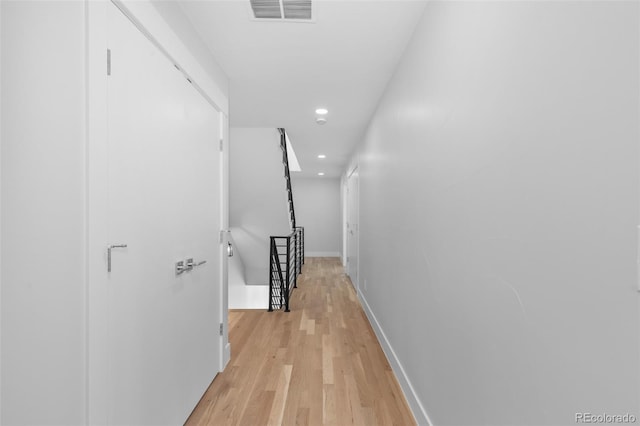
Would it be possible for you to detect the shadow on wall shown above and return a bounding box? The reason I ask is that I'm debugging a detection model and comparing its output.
[228,228,269,309]
[229,227,266,285]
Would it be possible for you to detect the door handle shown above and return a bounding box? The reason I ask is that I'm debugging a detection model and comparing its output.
[177,259,207,275]
[227,242,233,257]
[185,258,195,272]
[107,244,128,272]
[185,258,208,271]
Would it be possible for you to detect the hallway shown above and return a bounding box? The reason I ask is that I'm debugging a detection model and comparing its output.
[186,257,415,426]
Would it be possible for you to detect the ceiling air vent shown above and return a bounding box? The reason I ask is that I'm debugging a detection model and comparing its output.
[250,0,282,19]
[283,0,311,20]
[249,0,312,21]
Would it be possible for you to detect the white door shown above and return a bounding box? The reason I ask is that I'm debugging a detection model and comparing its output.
[106,4,221,424]
[346,167,359,290]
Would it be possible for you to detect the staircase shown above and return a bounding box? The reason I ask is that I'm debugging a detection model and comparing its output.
[228,127,304,310]
[268,129,304,312]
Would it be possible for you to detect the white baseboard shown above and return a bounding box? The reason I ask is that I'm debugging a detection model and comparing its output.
[358,292,434,426]
[306,251,341,257]
[228,283,268,309]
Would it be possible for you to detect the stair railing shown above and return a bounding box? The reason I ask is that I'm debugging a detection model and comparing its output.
[278,128,296,229]
[268,227,303,312]
[294,226,304,274]
[269,129,304,312]
[268,237,286,311]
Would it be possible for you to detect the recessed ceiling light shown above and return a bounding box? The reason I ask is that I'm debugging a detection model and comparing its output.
[318,172,325,176]
[315,108,328,115]
[316,117,327,125]
[317,154,326,159]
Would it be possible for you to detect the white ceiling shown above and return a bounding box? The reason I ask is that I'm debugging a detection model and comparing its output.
[179,0,427,177]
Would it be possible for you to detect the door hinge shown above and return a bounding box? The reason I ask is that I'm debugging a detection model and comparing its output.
[107,49,111,76]
[219,138,224,151]
[219,323,224,336]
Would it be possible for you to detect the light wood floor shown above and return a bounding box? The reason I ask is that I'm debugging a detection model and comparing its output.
[186,257,416,426]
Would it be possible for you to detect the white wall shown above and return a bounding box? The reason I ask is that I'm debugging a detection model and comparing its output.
[229,127,290,286]
[228,232,268,309]
[350,2,640,425]
[1,2,87,423]
[291,177,341,257]
[150,0,229,103]
[115,0,228,113]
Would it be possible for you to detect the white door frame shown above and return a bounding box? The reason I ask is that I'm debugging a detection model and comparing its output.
[346,165,359,292]
[0,2,4,421]
[86,3,110,422]
[86,1,229,422]
[342,179,348,268]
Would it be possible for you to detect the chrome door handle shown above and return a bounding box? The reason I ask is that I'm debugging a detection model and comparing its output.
[187,258,207,270]
[227,242,233,257]
[185,258,195,271]
[177,259,207,275]
[176,260,186,275]
[107,244,128,272]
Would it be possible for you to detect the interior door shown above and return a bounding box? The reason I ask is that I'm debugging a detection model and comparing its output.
[106,4,221,424]
[347,167,359,290]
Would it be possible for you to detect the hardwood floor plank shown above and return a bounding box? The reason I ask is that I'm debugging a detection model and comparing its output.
[321,335,334,385]
[267,365,293,426]
[186,257,416,426]
[322,384,336,425]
